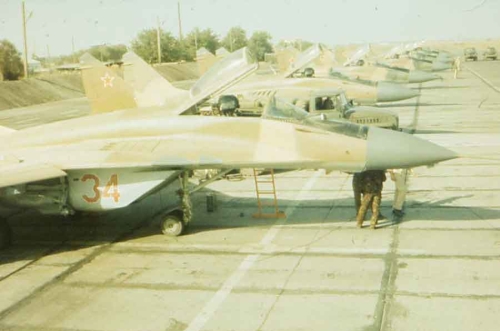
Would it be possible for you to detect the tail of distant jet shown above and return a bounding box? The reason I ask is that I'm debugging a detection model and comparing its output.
[275,46,300,73]
[122,51,189,109]
[80,53,137,114]
[196,47,218,76]
[278,44,336,78]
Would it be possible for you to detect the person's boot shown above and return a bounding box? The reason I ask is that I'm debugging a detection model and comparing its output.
[356,218,363,228]
[392,209,404,223]
[370,218,377,229]
[392,209,405,218]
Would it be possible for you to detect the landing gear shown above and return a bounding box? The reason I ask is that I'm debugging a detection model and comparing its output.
[158,169,233,237]
[0,218,12,250]
[160,212,185,237]
[160,171,192,237]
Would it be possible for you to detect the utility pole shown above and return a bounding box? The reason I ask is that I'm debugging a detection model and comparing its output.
[229,30,234,52]
[46,44,51,68]
[72,36,76,63]
[177,1,183,41]
[193,31,198,59]
[156,16,162,64]
[21,1,29,78]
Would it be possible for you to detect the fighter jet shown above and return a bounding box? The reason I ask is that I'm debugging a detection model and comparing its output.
[193,44,420,105]
[340,45,442,83]
[377,43,452,72]
[411,49,453,63]
[0,48,458,249]
[293,44,441,84]
[380,57,451,72]
[271,45,420,104]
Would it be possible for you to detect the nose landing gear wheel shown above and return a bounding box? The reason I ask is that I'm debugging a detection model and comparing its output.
[0,218,12,250]
[160,214,185,237]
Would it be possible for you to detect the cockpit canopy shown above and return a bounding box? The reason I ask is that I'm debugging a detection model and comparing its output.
[329,69,377,86]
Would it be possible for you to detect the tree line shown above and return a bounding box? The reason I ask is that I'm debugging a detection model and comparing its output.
[0,26,290,80]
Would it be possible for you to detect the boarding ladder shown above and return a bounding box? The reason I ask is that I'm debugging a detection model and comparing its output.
[252,169,286,219]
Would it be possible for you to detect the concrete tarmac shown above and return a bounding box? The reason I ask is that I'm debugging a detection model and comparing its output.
[0,62,500,331]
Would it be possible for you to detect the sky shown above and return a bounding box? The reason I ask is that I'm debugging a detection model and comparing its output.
[1,0,499,57]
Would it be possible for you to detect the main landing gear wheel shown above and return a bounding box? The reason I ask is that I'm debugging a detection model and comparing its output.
[160,214,185,237]
[0,218,12,250]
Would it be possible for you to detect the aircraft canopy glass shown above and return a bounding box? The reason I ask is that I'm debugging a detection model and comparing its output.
[190,47,258,102]
[329,69,377,86]
[304,115,369,140]
[283,44,322,78]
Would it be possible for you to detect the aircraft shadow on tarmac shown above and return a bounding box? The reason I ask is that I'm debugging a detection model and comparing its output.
[374,102,461,108]
[416,85,471,90]
[402,128,462,134]
[2,188,499,264]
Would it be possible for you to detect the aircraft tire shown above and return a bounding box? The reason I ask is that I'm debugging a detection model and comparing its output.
[0,218,12,250]
[160,214,184,237]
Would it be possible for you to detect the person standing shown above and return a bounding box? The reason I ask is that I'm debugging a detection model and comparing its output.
[453,57,461,79]
[352,172,363,216]
[356,170,386,229]
[388,168,410,219]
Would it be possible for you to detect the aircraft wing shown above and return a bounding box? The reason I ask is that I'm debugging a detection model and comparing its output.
[0,163,66,188]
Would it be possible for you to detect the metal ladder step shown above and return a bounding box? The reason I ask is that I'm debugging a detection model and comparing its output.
[252,168,286,219]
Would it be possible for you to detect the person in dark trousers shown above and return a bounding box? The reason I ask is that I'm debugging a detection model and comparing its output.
[353,172,386,221]
[352,172,363,215]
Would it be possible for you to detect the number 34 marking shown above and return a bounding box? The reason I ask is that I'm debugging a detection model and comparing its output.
[81,174,121,203]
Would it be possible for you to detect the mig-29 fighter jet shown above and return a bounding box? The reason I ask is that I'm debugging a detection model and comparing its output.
[273,44,421,104]
[377,43,452,72]
[289,44,441,85]
[9,48,455,252]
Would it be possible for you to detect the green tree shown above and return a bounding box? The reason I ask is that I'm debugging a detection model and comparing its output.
[276,39,313,51]
[248,31,273,61]
[131,28,183,63]
[88,44,127,62]
[0,39,24,80]
[185,28,219,53]
[221,26,247,52]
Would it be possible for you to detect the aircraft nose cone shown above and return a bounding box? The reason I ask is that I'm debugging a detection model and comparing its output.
[408,70,441,83]
[377,83,420,102]
[365,127,457,170]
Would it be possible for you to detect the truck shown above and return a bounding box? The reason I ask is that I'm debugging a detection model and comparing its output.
[277,88,399,130]
[483,47,497,61]
[464,47,478,61]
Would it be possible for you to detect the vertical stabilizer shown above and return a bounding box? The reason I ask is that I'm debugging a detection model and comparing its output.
[122,51,188,109]
[196,47,218,76]
[275,46,300,73]
[79,53,137,114]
